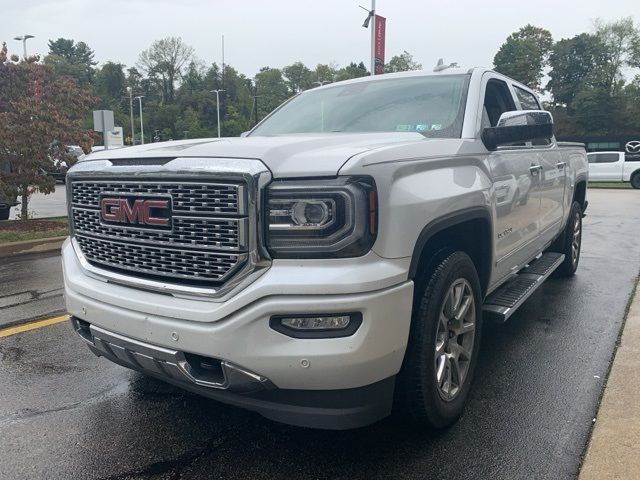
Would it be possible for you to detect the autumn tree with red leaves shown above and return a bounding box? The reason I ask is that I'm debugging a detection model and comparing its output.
[0,42,94,219]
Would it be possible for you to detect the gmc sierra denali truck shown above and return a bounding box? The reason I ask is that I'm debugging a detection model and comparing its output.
[63,67,588,430]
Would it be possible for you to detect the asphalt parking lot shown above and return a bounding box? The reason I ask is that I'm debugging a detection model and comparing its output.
[0,188,638,480]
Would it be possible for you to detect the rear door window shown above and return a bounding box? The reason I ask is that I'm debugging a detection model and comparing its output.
[590,153,620,163]
[514,86,541,110]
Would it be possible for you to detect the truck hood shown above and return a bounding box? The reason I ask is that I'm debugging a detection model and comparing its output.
[84,133,427,178]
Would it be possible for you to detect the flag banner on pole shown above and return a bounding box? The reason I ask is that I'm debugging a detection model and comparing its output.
[374,15,386,75]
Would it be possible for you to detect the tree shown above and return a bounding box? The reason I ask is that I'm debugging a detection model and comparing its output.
[335,62,369,81]
[137,37,194,104]
[0,43,94,219]
[493,25,553,90]
[313,63,338,85]
[283,61,313,94]
[45,38,96,84]
[547,33,605,106]
[254,67,289,120]
[95,62,126,101]
[385,51,422,73]
[592,17,640,95]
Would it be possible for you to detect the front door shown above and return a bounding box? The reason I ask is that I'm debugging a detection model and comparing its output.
[482,77,541,282]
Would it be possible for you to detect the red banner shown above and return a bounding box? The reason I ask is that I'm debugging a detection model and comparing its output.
[374,15,386,75]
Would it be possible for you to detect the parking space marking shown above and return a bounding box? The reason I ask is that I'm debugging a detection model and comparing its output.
[0,314,69,338]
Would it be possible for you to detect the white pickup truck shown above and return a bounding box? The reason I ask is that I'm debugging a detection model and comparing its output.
[587,149,640,188]
[63,67,588,430]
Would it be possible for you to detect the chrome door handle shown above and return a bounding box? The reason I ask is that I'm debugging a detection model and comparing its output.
[529,165,543,175]
[556,162,566,169]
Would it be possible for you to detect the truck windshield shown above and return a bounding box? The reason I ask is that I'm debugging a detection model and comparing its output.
[250,74,469,138]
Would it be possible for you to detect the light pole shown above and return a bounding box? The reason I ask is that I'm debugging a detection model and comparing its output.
[210,89,225,138]
[360,1,376,75]
[13,34,35,59]
[127,87,135,145]
[134,96,145,144]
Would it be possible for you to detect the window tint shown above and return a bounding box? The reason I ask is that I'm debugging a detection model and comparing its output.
[589,153,620,163]
[514,86,540,110]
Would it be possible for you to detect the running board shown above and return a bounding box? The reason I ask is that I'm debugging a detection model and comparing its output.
[483,252,565,323]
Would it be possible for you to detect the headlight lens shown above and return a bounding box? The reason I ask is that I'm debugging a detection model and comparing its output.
[266,176,377,258]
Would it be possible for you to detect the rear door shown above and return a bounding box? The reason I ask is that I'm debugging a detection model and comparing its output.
[588,152,623,180]
[511,85,566,243]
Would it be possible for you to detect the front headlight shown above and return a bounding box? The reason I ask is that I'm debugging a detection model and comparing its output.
[265,176,377,258]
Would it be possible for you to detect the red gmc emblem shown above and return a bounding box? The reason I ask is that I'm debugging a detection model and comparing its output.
[100,197,170,228]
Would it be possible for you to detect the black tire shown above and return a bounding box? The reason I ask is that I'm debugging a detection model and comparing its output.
[0,206,10,221]
[397,250,483,429]
[550,201,582,276]
[631,173,640,189]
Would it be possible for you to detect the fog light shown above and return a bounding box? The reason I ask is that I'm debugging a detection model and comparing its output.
[270,313,362,338]
[282,315,350,330]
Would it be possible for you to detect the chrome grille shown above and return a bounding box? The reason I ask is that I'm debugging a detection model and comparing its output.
[70,178,248,286]
[72,180,244,215]
[75,235,244,283]
[72,208,246,251]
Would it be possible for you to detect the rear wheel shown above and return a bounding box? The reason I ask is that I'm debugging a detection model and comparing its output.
[397,250,482,429]
[631,173,640,189]
[550,201,582,276]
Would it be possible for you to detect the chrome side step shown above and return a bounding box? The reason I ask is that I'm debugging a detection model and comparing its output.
[483,252,565,323]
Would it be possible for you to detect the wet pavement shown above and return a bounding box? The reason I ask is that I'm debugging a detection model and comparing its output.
[0,189,639,480]
[0,253,65,328]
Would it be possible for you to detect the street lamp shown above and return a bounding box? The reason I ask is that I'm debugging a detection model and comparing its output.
[13,34,35,59]
[126,87,135,145]
[134,96,145,145]
[210,89,225,138]
[359,1,376,75]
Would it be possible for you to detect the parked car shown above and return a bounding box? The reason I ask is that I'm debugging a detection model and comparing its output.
[587,150,640,188]
[63,67,588,430]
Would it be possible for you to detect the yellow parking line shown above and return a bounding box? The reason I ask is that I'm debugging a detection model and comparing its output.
[0,314,69,339]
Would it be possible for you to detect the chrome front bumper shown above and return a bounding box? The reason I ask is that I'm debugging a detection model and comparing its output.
[71,317,274,394]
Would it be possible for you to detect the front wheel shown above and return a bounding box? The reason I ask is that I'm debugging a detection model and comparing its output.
[397,250,483,429]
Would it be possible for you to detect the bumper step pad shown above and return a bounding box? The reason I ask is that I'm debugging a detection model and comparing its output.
[483,252,564,323]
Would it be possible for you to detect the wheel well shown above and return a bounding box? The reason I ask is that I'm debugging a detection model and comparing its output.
[410,212,492,298]
[574,181,586,209]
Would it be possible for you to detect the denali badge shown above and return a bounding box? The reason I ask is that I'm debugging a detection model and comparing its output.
[100,197,171,227]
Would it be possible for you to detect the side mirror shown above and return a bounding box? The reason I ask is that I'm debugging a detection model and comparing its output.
[482,110,554,150]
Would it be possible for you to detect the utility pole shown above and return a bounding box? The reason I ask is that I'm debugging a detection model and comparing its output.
[221,34,225,90]
[211,89,225,138]
[370,0,375,76]
[13,34,35,59]
[127,87,135,145]
[135,96,145,144]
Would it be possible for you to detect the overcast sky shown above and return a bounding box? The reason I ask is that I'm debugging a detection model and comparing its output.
[4,0,639,78]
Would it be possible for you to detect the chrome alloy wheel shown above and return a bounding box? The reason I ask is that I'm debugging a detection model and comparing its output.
[434,278,476,401]
[572,210,581,265]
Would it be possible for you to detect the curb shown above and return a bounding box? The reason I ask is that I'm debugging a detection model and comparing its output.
[0,236,67,258]
[579,275,640,479]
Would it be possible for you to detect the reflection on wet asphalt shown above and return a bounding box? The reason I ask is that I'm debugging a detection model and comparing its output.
[0,189,639,480]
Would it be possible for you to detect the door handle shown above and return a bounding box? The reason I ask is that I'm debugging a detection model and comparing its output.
[529,165,543,176]
[556,162,566,170]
